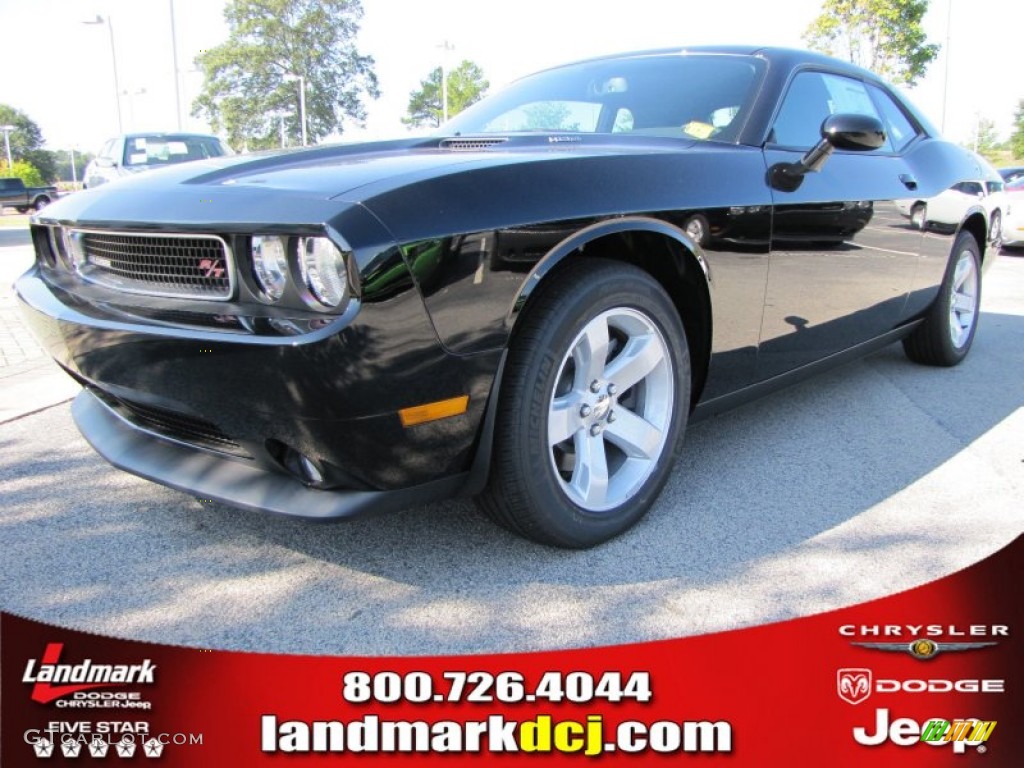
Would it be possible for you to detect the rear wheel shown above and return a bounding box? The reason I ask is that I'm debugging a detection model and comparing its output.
[989,211,1002,249]
[683,214,710,246]
[910,203,926,230]
[903,230,981,366]
[477,259,690,548]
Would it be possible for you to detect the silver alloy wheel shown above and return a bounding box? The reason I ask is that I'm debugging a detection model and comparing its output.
[547,307,674,512]
[685,217,705,244]
[948,246,979,349]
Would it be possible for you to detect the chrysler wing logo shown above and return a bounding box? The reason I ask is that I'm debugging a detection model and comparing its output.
[838,668,873,705]
[851,639,997,660]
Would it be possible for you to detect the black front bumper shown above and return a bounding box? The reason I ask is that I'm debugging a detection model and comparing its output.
[16,265,503,514]
[72,389,468,520]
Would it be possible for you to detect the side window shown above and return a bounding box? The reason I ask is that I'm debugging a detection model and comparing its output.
[612,108,634,133]
[868,84,919,152]
[771,71,888,151]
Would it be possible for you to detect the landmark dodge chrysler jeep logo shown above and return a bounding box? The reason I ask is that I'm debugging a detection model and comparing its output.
[22,643,156,704]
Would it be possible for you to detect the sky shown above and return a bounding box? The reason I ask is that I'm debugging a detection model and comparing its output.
[0,0,1021,158]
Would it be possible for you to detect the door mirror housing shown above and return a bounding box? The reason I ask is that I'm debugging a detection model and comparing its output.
[821,113,886,152]
[95,156,116,168]
[770,113,886,191]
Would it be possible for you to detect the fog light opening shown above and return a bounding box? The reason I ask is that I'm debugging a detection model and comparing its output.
[299,455,324,485]
[278,444,328,488]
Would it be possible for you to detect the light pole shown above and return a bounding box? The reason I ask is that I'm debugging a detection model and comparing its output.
[69,147,78,186]
[83,15,123,133]
[0,125,14,170]
[437,40,455,123]
[169,0,183,130]
[941,0,953,134]
[283,75,308,146]
[122,88,147,130]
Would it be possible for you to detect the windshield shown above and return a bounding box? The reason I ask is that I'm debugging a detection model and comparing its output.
[122,135,231,168]
[445,53,765,143]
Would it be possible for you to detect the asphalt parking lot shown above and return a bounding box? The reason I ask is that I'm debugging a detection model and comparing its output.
[1,238,1022,655]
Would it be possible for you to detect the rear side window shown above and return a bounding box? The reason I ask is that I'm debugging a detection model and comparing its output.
[122,136,228,168]
[868,84,919,152]
[771,71,889,151]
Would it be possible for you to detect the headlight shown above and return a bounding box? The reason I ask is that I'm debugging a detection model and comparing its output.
[251,235,289,302]
[298,236,348,308]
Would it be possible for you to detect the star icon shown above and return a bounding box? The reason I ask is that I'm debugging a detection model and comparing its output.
[143,738,165,758]
[116,738,137,758]
[61,739,83,757]
[33,737,54,758]
[89,737,110,758]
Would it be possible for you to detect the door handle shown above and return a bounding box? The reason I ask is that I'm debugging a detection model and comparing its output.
[899,174,918,190]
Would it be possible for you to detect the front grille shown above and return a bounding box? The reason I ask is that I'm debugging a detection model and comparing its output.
[439,138,508,151]
[96,390,250,458]
[75,230,234,300]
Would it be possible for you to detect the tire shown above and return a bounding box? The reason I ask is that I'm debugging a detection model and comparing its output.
[683,214,710,247]
[903,230,981,366]
[15,206,29,214]
[477,258,690,548]
[33,196,51,211]
[910,203,926,230]
[989,211,1002,250]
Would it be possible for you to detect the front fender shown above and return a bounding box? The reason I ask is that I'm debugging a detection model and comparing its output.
[507,216,710,326]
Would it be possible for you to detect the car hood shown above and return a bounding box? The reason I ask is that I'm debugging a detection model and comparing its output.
[38,135,703,229]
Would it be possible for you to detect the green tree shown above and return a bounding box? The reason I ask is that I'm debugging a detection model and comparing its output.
[192,0,379,150]
[971,117,1001,160]
[54,150,95,183]
[522,102,578,132]
[1010,99,1024,160]
[0,159,45,187]
[0,104,57,181]
[403,61,489,128]
[803,0,939,86]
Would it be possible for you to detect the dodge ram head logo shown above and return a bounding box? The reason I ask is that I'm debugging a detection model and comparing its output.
[838,668,873,705]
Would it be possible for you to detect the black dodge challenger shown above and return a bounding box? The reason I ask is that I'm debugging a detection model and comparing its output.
[17,47,996,548]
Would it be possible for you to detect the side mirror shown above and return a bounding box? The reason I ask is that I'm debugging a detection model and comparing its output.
[770,114,886,191]
[95,157,116,168]
[821,113,887,152]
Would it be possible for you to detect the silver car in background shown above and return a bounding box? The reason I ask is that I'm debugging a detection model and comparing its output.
[83,132,233,189]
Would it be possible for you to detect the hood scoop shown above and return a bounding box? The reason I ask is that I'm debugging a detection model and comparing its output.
[438,137,509,151]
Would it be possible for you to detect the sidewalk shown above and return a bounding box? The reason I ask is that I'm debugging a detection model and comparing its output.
[0,234,80,423]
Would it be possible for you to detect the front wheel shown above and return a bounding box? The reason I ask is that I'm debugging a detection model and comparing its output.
[477,259,690,548]
[903,230,981,366]
[33,196,51,211]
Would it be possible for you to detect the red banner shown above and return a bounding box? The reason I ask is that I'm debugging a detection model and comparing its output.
[3,536,1021,765]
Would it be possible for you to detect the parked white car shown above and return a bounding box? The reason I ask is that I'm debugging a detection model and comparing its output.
[83,133,232,189]
[1002,178,1024,248]
[897,155,1006,246]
